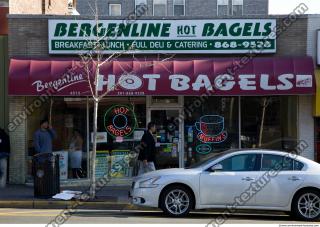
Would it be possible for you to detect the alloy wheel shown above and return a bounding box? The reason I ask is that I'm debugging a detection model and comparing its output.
[165,189,190,215]
[297,192,320,219]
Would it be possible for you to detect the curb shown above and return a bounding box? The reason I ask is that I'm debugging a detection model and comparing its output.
[0,200,159,211]
[0,201,285,215]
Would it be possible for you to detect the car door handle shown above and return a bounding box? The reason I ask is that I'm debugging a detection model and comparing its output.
[288,176,301,181]
[242,177,255,181]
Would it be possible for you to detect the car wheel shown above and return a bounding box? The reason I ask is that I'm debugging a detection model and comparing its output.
[160,185,194,217]
[292,189,320,221]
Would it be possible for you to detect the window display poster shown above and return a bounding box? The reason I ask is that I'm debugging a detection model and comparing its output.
[91,132,108,143]
[95,151,109,178]
[110,150,130,178]
[53,151,68,180]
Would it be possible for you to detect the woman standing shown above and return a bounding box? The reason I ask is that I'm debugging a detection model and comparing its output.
[69,130,83,179]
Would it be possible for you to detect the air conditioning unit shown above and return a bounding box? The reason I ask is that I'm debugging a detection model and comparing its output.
[68,0,80,15]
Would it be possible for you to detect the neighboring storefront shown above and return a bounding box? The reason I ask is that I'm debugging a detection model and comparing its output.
[0,6,8,130]
[307,15,320,163]
[315,34,320,163]
[7,15,317,185]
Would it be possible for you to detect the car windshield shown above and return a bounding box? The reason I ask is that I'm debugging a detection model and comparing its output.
[186,149,236,169]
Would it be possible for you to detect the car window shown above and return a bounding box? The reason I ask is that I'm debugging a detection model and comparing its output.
[261,154,293,171]
[217,154,258,171]
[186,149,235,169]
[293,160,304,171]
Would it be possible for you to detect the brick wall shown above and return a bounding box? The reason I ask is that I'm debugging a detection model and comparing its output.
[9,17,48,57]
[10,0,69,15]
[8,96,26,184]
[244,0,268,15]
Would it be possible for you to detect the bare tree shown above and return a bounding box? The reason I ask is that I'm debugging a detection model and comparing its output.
[76,1,174,199]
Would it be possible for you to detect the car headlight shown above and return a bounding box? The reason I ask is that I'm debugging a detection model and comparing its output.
[138,177,161,188]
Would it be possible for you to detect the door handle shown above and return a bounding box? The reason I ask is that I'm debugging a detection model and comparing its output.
[242,177,255,181]
[288,176,301,181]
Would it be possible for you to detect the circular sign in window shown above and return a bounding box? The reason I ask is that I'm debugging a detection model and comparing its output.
[104,105,137,138]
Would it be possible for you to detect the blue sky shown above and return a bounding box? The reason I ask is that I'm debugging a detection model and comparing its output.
[269,0,320,14]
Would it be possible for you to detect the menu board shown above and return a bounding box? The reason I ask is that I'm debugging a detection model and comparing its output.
[95,151,109,178]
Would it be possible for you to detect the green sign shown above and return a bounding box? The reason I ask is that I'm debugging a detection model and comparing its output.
[48,19,276,54]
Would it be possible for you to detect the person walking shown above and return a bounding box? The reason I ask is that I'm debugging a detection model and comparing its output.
[138,122,157,175]
[33,119,56,153]
[0,128,10,188]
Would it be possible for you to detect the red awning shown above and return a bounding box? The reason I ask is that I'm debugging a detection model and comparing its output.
[9,57,315,96]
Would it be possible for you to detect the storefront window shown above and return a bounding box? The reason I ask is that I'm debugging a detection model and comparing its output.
[241,96,298,151]
[151,96,179,104]
[89,97,146,179]
[27,97,88,181]
[184,96,239,167]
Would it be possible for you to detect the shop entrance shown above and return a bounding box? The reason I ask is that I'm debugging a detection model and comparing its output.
[147,97,184,169]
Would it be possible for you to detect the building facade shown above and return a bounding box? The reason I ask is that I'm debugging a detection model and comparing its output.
[6,0,319,186]
[76,0,268,17]
[0,3,8,130]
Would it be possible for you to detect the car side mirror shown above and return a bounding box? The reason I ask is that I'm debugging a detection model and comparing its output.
[210,164,223,172]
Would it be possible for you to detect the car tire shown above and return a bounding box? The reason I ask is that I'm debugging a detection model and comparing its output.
[159,185,194,217]
[291,189,320,221]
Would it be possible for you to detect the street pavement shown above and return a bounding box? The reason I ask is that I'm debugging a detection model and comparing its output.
[0,208,318,224]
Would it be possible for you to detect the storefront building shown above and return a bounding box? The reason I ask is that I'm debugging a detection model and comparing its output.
[7,14,317,185]
[307,15,320,163]
[0,5,8,130]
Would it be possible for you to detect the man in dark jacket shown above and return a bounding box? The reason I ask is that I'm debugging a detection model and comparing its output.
[138,122,157,175]
[0,127,10,188]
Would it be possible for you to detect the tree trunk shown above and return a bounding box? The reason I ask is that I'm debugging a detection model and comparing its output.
[258,98,267,147]
[90,99,99,199]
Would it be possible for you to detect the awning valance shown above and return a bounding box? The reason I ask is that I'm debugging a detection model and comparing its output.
[9,57,315,96]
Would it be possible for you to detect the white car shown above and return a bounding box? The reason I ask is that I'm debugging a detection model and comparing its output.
[130,149,320,221]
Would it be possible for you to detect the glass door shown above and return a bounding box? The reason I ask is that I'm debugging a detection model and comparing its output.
[147,108,184,169]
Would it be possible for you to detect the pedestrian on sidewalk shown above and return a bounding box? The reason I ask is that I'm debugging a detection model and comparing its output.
[69,129,84,179]
[33,119,56,153]
[0,127,10,188]
[138,122,157,175]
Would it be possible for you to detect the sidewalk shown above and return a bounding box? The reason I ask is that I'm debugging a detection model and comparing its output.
[0,184,146,210]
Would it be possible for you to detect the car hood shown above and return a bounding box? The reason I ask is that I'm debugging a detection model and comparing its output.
[133,168,201,181]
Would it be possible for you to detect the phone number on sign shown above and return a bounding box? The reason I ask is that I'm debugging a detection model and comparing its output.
[213,40,273,49]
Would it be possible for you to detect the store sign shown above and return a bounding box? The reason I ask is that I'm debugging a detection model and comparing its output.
[9,58,315,96]
[196,144,212,155]
[48,19,276,54]
[195,115,228,144]
[104,105,137,138]
[98,73,314,96]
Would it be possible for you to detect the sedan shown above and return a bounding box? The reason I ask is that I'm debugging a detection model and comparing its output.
[130,149,320,221]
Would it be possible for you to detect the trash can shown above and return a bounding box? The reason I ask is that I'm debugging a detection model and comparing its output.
[33,153,60,198]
